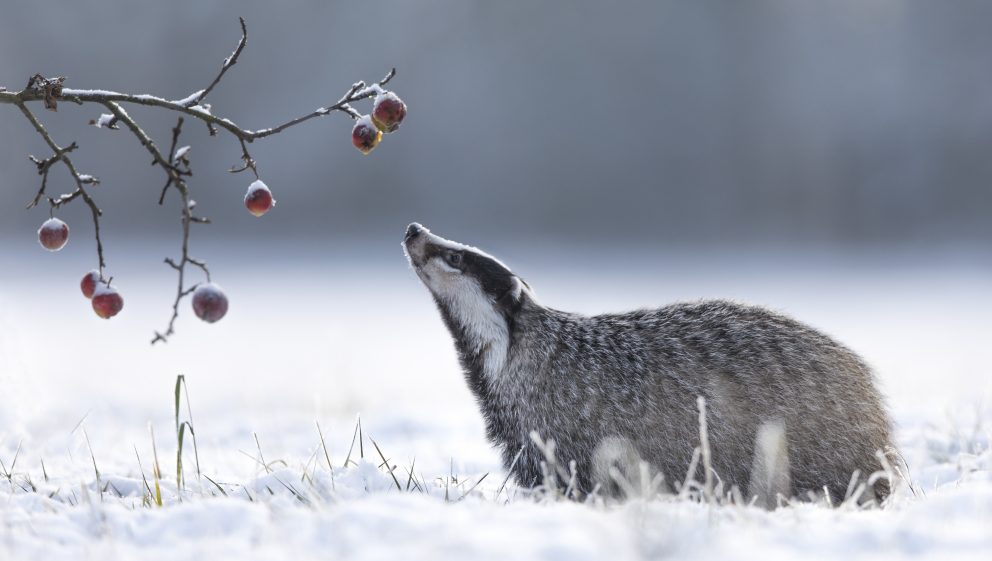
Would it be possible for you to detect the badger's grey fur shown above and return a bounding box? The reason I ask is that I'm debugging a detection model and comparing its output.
[403,223,895,503]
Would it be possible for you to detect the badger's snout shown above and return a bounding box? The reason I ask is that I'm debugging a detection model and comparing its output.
[405,222,425,242]
[403,222,430,267]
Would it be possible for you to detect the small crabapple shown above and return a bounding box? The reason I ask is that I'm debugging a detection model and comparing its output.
[91,283,124,319]
[80,270,100,299]
[352,115,382,155]
[371,92,407,133]
[244,180,275,217]
[38,218,69,251]
[192,283,228,323]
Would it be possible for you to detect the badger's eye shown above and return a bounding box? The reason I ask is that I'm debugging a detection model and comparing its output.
[445,251,463,268]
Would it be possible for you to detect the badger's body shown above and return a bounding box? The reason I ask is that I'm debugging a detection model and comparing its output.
[404,223,895,503]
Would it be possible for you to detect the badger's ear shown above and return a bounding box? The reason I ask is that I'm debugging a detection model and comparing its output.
[518,277,532,293]
[495,275,527,315]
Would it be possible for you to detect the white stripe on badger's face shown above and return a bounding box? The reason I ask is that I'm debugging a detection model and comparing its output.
[436,274,510,378]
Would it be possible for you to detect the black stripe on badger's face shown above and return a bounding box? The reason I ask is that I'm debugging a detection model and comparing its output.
[425,245,518,305]
[404,224,528,320]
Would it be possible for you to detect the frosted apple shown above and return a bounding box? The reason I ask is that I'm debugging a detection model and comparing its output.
[80,270,100,299]
[192,283,228,323]
[38,218,69,251]
[244,180,275,217]
[351,115,382,154]
[92,284,124,319]
[371,92,407,133]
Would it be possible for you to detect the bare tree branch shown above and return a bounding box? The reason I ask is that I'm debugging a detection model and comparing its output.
[103,102,178,173]
[159,120,186,205]
[246,68,396,138]
[148,118,212,345]
[0,66,397,143]
[0,17,403,342]
[26,141,80,209]
[14,100,106,273]
[102,105,211,344]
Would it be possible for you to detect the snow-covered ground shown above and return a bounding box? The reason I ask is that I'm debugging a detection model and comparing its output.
[1,243,990,560]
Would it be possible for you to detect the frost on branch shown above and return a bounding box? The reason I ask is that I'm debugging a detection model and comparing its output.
[0,17,407,343]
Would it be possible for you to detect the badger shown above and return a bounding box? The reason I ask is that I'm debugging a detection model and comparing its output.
[403,223,896,505]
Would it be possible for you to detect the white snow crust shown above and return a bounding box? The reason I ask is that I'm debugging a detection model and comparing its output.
[91,282,118,297]
[174,146,191,161]
[247,180,269,194]
[92,114,116,129]
[0,413,988,561]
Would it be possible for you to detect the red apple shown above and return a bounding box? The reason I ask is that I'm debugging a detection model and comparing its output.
[192,283,228,323]
[80,270,100,299]
[38,218,69,251]
[244,180,275,217]
[352,115,382,155]
[371,92,407,133]
[92,283,124,319]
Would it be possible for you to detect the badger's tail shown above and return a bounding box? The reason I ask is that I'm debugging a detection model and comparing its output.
[750,420,791,509]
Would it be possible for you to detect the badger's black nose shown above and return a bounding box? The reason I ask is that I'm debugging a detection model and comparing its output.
[405,223,424,241]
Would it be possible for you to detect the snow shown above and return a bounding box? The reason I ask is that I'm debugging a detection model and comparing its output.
[1,245,989,561]
[61,89,207,112]
[90,282,118,297]
[193,282,224,298]
[60,89,211,112]
[246,179,269,194]
[38,217,67,230]
[132,93,171,103]
[0,435,988,561]
[184,104,245,133]
[372,91,400,111]
[174,146,191,161]
[91,114,117,129]
[355,83,386,99]
[355,114,376,129]
[173,90,206,107]
[61,88,128,97]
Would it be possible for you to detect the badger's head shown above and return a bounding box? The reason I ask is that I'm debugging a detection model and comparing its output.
[403,223,532,378]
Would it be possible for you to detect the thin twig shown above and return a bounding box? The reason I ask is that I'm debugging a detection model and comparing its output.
[159,118,187,205]
[229,137,259,178]
[25,141,80,209]
[245,68,395,138]
[103,106,210,344]
[14,101,106,274]
[187,17,248,107]
[103,101,179,174]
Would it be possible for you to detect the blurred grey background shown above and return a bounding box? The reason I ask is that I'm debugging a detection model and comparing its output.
[1,1,990,471]
[2,0,990,252]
